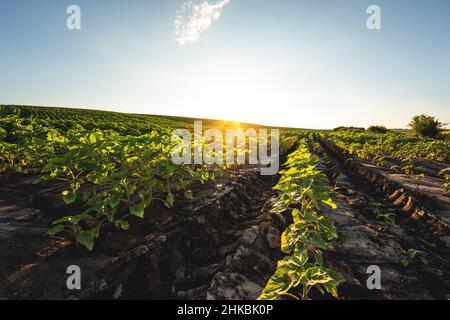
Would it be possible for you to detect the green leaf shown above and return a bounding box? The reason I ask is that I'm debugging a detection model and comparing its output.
[62,190,77,204]
[291,208,301,224]
[76,231,94,251]
[201,171,209,182]
[258,267,293,300]
[305,267,334,286]
[88,133,97,144]
[108,193,122,208]
[321,197,337,209]
[115,220,130,230]
[400,258,410,267]
[291,247,309,267]
[48,224,64,236]
[418,255,428,266]
[165,192,175,208]
[184,190,194,200]
[130,201,145,218]
[309,233,328,250]
[142,191,153,207]
[52,216,74,225]
[33,176,55,185]
[90,226,100,239]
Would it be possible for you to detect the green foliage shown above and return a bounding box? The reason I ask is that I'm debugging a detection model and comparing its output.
[373,208,397,226]
[327,130,450,192]
[259,141,342,300]
[76,231,95,251]
[333,126,365,132]
[0,105,220,251]
[1,105,301,251]
[441,131,450,141]
[401,249,428,267]
[367,126,389,134]
[41,131,216,250]
[438,168,450,193]
[62,190,77,204]
[184,190,194,199]
[402,163,415,175]
[326,131,450,164]
[409,114,445,138]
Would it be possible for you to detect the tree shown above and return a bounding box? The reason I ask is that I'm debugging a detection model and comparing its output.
[408,114,445,138]
[367,126,389,134]
[333,126,365,132]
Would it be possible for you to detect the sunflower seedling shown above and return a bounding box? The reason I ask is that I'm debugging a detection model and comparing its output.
[401,249,428,267]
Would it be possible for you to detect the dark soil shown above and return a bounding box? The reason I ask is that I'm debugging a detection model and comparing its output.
[316,140,450,299]
[0,169,285,300]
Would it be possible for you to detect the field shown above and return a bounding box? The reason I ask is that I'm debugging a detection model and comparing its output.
[0,105,449,300]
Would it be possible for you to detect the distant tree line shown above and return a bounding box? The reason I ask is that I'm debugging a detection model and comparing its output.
[333,114,447,139]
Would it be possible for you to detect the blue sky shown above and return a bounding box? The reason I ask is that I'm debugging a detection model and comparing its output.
[0,0,449,128]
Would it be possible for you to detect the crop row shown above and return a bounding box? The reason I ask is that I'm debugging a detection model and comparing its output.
[325,131,450,164]
[259,140,342,300]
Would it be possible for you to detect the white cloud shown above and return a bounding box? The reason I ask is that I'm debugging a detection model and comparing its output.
[175,0,231,45]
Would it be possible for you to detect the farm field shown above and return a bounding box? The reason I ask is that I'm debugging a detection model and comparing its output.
[0,105,448,300]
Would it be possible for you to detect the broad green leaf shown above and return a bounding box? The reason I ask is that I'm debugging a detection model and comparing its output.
[52,216,74,225]
[108,193,122,208]
[90,226,100,239]
[292,247,309,267]
[62,190,77,204]
[88,133,97,144]
[184,190,194,200]
[48,224,64,236]
[142,191,153,206]
[291,208,301,224]
[305,267,334,286]
[308,233,328,250]
[115,220,130,230]
[165,192,175,208]
[77,231,94,251]
[33,175,55,184]
[418,255,428,266]
[130,201,145,218]
[321,197,337,209]
[258,268,293,300]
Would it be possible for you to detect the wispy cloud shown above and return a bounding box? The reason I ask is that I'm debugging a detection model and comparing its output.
[175,0,231,45]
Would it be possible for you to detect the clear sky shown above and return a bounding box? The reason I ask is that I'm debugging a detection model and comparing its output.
[1,0,449,129]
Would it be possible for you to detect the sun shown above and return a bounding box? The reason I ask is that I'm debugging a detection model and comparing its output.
[139,53,322,128]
